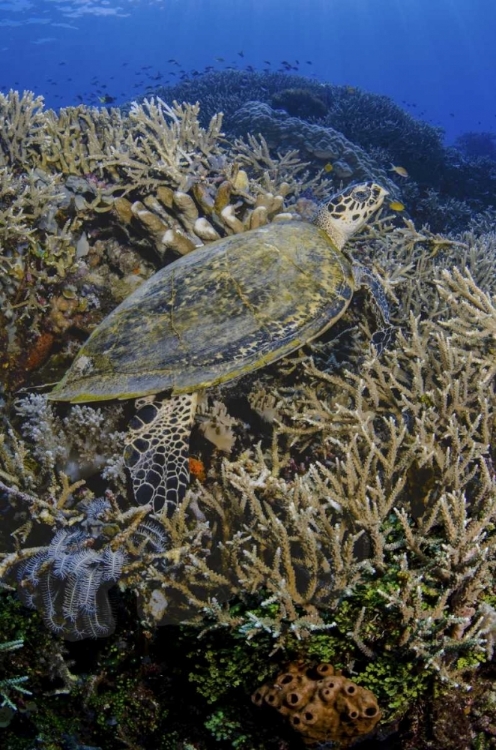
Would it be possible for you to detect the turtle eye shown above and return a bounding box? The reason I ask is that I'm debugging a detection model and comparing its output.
[351,186,371,202]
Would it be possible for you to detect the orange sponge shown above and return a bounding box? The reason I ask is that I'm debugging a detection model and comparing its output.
[252,661,381,745]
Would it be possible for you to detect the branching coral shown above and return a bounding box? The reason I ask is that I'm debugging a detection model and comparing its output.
[92,98,225,192]
[0,90,46,168]
[1,234,495,687]
[232,133,326,200]
[14,393,126,482]
[38,104,127,176]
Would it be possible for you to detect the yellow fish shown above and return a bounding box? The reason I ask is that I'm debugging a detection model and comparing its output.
[389,200,405,211]
[323,163,333,173]
[390,164,409,178]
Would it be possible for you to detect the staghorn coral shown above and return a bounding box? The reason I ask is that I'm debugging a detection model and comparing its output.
[0,225,494,669]
[232,132,326,200]
[0,90,46,168]
[117,98,225,190]
[252,661,381,745]
[38,104,127,176]
[14,393,126,482]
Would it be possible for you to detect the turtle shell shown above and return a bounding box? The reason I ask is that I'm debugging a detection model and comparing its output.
[49,221,354,403]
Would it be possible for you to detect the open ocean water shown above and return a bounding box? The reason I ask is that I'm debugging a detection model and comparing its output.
[1,0,495,143]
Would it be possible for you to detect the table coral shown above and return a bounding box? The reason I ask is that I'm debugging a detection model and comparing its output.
[252,661,381,745]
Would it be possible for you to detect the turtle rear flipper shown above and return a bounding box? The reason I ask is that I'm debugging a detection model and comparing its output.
[124,394,197,513]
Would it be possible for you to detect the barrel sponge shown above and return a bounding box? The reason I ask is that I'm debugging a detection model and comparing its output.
[252,662,381,746]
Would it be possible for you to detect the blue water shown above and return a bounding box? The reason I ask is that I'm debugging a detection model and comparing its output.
[2,0,496,144]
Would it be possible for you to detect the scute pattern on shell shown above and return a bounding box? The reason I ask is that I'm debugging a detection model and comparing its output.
[50,221,354,403]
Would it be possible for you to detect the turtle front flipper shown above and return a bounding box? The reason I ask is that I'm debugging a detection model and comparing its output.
[352,262,396,354]
[123,394,197,513]
[352,262,390,324]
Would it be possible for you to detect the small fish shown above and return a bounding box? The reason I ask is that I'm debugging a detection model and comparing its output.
[390,165,409,178]
[215,57,225,62]
[99,94,116,104]
[238,51,244,57]
[388,200,405,212]
[323,163,333,173]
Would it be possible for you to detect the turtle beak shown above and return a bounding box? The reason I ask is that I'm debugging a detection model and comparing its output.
[374,184,389,199]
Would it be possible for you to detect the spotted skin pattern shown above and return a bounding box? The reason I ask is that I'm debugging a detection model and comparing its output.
[49,182,389,511]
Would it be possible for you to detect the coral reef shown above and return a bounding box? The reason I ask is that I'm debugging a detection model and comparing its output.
[1,222,495,692]
[252,662,381,745]
[155,70,496,230]
[1,83,496,749]
[231,101,398,190]
[271,88,329,119]
[0,93,324,394]
[454,131,496,161]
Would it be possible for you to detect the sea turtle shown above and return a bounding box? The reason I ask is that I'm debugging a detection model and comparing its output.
[48,182,389,512]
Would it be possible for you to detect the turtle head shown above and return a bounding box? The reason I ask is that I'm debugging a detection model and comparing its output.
[314,182,388,250]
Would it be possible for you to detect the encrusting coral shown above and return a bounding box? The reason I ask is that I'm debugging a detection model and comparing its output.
[252,661,381,745]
